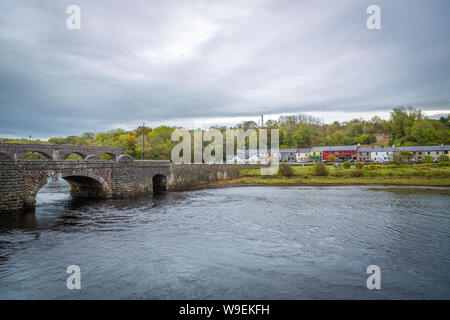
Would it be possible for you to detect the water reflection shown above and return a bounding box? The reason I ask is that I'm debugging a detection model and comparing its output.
[0,181,449,299]
[367,186,450,196]
[0,211,37,230]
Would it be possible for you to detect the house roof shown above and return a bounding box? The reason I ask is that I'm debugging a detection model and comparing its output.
[321,145,358,151]
[235,145,449,154]
[358,147,394,152]
[398,145,450,152]
[279,149,298,153]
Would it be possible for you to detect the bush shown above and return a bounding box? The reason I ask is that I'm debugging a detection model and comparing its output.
[351,169,364,177]
[366,164,376,170]
[343,161,351,169]
[355,162,364,169]
[392,150,414,164]
[438,154,449,163]
[326,154,337,162]
[278,163,295,177]
[421,155,434,163]
[313,162,329,176]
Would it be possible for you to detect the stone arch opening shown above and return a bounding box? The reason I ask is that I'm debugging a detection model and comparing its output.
[98,153,116,161]
[19,151,52,160]
[28,172,109,207]
[152,174,167,192]
[85,154,100,160]
[61,152,86,160]
[62,175,107,198]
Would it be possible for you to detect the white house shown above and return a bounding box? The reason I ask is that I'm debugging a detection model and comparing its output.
[279,149,298,162]
[370,147,394,163]
[295,148,310,162]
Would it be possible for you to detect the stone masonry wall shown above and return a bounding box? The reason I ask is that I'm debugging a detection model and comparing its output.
[168,164,266,191]
[1,159,263,213]
[0,162,25,213]
[0,160,171,213]
[0,143,124,160]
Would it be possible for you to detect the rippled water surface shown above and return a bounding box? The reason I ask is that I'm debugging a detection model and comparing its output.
[0,180,449,299]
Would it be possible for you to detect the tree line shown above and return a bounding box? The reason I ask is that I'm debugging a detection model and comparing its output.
[1,107,448,160]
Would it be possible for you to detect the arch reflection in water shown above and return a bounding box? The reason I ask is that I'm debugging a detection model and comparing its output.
[152,174,167,192]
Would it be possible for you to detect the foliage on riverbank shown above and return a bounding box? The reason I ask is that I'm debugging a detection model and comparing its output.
[2,107,449,160]
[237,163,450,186]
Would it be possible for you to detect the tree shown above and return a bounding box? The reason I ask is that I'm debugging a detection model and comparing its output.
[279,164,295,177]
[115,134,137,157]
[438,154,449,162]
[392,150,413,164]
[326,154,337,162]
[421,155,434,163]
[293,124,313,147]
[312,162,328,176]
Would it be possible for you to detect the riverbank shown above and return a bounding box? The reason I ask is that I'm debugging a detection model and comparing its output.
[208,163,450,188]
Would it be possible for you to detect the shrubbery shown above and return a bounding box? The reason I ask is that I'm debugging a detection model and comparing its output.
[342,161,351,169]
[326,154,337,162]
[313,162,328,176]
[421,155,434,163]
[279,163,295,177]
[351,169,364,177]
[355,162,364,169]
[438,154,449,162]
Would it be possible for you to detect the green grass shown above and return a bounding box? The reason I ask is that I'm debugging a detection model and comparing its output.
[237,163,450,186]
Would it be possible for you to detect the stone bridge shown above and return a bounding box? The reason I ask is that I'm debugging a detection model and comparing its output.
[0,149,262,213]
[0,143,124,161]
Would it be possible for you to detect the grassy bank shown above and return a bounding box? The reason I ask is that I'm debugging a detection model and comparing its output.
[231,163,450,187]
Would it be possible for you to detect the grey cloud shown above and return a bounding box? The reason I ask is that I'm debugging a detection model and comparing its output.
[0,0,449,138]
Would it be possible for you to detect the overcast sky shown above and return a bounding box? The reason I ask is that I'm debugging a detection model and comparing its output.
[1,0,449,139]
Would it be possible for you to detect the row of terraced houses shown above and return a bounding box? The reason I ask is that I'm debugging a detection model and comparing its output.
[235,145,450,163]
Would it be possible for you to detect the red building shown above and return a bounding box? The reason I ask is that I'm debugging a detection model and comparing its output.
[322,145,359,162]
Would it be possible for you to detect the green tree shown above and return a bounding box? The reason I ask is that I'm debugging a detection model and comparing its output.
[421,155,434,163]
[438,154,449,162]
[312,162,328,176]
[326,154,337,162]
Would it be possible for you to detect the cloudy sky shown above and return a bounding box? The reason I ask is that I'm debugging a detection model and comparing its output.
[1,0,449,139]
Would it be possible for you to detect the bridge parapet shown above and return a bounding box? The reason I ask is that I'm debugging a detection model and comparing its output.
[0,158,266,213]
[0,143,124,160]
[0,159,171,213]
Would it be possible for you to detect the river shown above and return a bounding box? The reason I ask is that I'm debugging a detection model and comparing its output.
[0,179,449,299]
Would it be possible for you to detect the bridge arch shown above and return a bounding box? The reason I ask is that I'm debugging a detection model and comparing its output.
[85,154,100,160]
[18,151,53,160]
[60,151,86,160]
[152,174,167,192]
[31,170,109,201]
[98,152,117,161]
